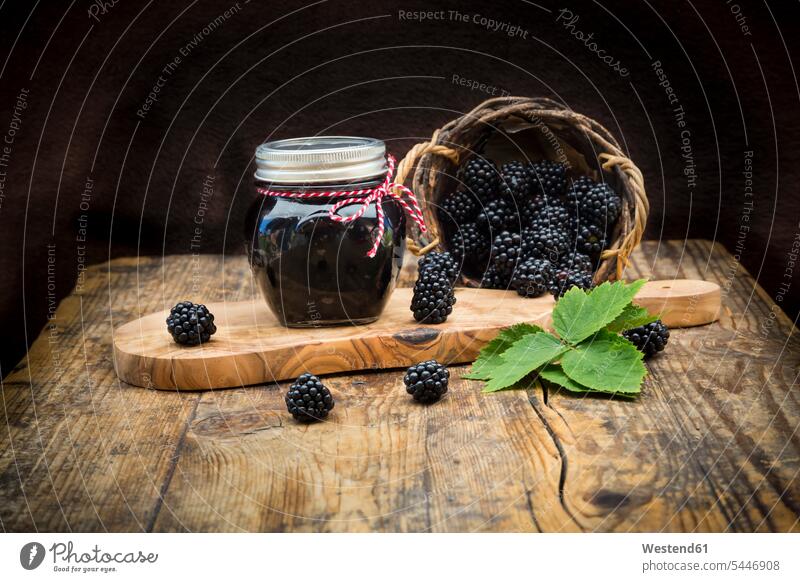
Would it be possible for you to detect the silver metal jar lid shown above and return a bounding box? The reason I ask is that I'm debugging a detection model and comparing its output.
[254,136,387,183]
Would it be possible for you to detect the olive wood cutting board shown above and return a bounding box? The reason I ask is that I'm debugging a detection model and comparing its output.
[113,279,721,390]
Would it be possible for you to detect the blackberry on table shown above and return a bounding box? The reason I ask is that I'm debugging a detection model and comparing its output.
[529,160,567,199]
[477,197,521,232]
[411,269,457,324]
[418,251,460,284]
[459,156,500,202]
[549,269,595,299]
[499,161,534,200]
[404,359,449,403]
[565,176,621,229]
[512,257,554,298]
[574,223,607,257]
[285,373,335,422]
[166,301,217,346]
[491,231,523,276]
[623,320,670,358]
[521,225,571,263]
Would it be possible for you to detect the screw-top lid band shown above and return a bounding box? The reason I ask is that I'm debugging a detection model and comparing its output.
[255,136,387,183]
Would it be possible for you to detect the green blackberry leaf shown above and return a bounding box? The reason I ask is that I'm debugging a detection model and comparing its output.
[540,363,638,398]
[552,279,647,344]
[560,330,646,394]
[539,364,592,393]
[464,323,543,380]
[483,332,568,392]
[605,303,659,333]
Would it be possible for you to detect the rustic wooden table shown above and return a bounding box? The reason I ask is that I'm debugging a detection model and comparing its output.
[1,240,799,532]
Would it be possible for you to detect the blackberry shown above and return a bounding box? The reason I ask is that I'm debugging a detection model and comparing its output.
[459,156,500,201]
[449,222,491,265]
[557,251,594,275]
[166,301,217,346]
[480,264,513,290]
[623,320,670,358]
[574,223,607,257]
[418,251,460,284]
[525,199,573,231]
[499,161,534,200]
[529,160,567,199]
[521,225,571,263]
[411,269,457,324]
[491,231,523,276]
[477,197,521,232]
[566,176,621,229]
[404,359,449,403]
[549,269,595,299]
[440,190,479,225]
[285,373,335,422]
[512,258,554,298]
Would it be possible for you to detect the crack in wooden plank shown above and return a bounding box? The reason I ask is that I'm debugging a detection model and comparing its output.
[145,397,200,532]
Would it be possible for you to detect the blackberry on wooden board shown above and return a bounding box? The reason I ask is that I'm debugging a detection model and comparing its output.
[529,160,567,199]
[512,257,554,298]
[459,156,500,202]
[166,301,217,346]
[623,320,670,358]
[418,251,460,284]
[404,359,449,403]
[549,269,595,299]
[285,373,335,422]
[410,269,457,324]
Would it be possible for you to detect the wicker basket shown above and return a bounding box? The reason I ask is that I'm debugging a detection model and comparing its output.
[395,96,648,284]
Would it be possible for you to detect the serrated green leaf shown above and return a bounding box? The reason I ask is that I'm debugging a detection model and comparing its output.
[561,330,646,394]
[605,303,659,333]
[539,364,593,393]
[464,323,543,380]
[552,279,647,344]
[482,332,568,392]
[540,363,638,399]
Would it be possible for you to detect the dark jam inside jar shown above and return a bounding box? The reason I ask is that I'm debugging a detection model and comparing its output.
[245,137,406,327]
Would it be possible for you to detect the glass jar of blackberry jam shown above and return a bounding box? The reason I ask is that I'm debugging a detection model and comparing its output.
[245,137,408,327]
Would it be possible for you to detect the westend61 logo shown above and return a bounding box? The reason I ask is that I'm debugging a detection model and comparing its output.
[19,541,158,574]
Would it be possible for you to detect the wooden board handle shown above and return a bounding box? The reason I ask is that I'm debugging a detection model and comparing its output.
[634,279,721,328]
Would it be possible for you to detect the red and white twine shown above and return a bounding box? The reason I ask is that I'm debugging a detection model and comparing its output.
[257,155,426,258]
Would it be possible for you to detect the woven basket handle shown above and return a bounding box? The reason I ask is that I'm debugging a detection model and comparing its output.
[598,153,649,280]
[394,130,460,256]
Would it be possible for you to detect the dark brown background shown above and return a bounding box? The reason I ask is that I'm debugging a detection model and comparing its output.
[1,0,798,376]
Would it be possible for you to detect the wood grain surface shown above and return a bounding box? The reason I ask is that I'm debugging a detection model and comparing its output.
[113,280,721,390]
[1,240,798,532]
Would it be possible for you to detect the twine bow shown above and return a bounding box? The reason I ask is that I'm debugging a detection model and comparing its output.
[257,155,426,258]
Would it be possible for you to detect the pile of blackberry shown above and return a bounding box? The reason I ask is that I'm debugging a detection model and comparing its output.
[439,154,622,299]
